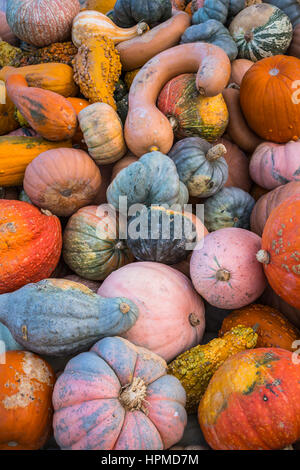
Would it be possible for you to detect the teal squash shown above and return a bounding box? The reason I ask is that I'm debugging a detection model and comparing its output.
[168,137,228,198]
[229,3,293,61]
[0,279,139,356]
[107,151,189,212]
[127,206,200,265]
[181,20,238,61]
[204,186,255,232]
[63,205,133,281]
[192,0,229,25]
[113,0,172,27]
[265,0,300,27]
[0,322,22,351]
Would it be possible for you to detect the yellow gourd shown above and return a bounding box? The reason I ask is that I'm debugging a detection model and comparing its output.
[168,326,258,413]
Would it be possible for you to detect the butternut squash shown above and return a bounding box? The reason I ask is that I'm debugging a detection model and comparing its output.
[116,10,191,71]
[0,63,78,97]
[0,137,72,187]
[125,42,231,156]
[222,87,263,154]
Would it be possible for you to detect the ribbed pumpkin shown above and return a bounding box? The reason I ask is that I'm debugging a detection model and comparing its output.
[199,348,300,450]
[63,205,133,281]
[113,0,172,28]
[229,4,293,61]
[265,0,300,27]
[78,102,127,164]
[6,74,77,142]
[72,10,149,48]
[0,63,78,97]
[250,181,300,236]
[98,262,205,362]
[250,141,300,190]
[190,228,267,309]
[240,55,300,143]
[6,0,80,47]
[219,304,300,351]
[0,136,72,187]
[257,194,300,310]
[0,200,62,294]
[23,148,102,217]
[53,336,187,450]
[157,73,228,142]
[0,351,55,450]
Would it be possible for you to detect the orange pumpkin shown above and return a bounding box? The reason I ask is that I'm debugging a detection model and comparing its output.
[0,82,18,135]
[0,200,62,294]
[6,74,77,141]
[0,351,55,450]
[257,194,300,310]
[240,55,300,143]
[66,97,89,145]
[219,304,300,351]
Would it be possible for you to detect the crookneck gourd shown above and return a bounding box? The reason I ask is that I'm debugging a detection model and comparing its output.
[168,325,258,413]
[0,279,139,356]
[72,36,122,110]
[107,151,189,212]
[168,137,228,198]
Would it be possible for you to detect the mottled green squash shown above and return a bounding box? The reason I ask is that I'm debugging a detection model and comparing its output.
[265,0,300,27]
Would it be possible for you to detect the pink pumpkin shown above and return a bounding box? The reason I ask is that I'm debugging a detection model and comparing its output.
[53,336,187,450]
[250,141,300,190]
[98,262,205,362]
[0,10,18,45]
[190,228,267,309]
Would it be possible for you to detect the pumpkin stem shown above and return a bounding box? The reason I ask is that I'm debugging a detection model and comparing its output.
[189,313,201,327]
[119,377,148,414]
[169,116,178,130]
[137,21,149,35]
[40,208,53,217]
[216,269,231,282]
[149,146,159,152]
[256,249,270,265]
[206,144,227,162]
[119,302,131,314]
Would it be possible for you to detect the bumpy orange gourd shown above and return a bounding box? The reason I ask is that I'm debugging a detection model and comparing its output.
[0,200,62,294]
[199,348,300,450]
[0,351,55,450]
[256,194,300,310]
[219,304,300,351]
[6,74,77,141]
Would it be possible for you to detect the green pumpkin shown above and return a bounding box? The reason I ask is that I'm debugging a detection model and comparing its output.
[0,322,22,351]
[265,0,300,27]
[63,205,134,281]
[229,3,293,61]
[168,137,228,198]
[181,20,238,61]
[107,151,189,212]
[0,279,139,356]
[113,0,172,27]
[127,206,198,265]
[192,0,229,25]
[204,186,255,232]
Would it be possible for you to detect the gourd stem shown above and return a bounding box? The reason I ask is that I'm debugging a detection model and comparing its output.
[216,269,231,282]
[189,313,201,327]
[256,249,270,265]
[119,377,148,414]
[120,302,130,314]
[169,116,178,130]
[137,22,149,36]
[206,144,227,162]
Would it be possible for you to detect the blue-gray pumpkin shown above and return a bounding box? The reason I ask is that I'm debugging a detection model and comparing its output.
[113,0,172,27]
[192,0,229,25]
[181,20,238,61]
[107,151,189,212]
[0,321,22,351]
[168,137,228,198]
[229,3,293,61]
[204,186,255,232]
[0,279,139,356]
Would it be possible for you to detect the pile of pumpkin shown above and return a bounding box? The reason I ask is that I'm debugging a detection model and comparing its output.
[1,0,300,452]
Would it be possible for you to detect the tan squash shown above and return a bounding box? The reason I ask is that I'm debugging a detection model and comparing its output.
[0,63,78,97]
[125,42,231,156]
[78,102,127,164]
[229,58,254,87]
[116,10,191,71]
[72,10,149,47]
[222,87,263,153]
[0,136,72,187]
